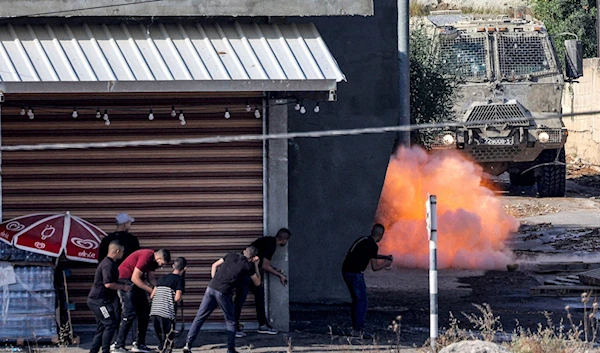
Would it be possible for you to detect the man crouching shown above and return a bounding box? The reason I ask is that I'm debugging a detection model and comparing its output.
[183,246,260,353]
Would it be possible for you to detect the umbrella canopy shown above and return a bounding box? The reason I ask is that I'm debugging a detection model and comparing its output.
[0,212,106,263]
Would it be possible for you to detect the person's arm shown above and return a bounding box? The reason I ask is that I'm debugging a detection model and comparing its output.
[105,282,132,291]
[132,268,154,293]
[370,257,393,272]
[249,257,261,286]
[211,258,225,278]
[174,289,183,303]
[147,271,157,286]
[150,286,157,299]
[262,258,287,286]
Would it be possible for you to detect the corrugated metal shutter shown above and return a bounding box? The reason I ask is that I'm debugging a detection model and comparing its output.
[1,94,264,325]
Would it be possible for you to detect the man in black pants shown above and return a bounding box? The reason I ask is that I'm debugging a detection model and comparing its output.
[113,249,171,353]
[234,228,290,337]
[342,224,393,339]
[183,246,261,353]
[88,241,132,353]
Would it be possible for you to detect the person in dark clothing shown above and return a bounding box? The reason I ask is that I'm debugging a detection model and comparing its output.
[341,224,393,338]
[113,249,171,353]
[234,228,290,337]
[88,240,132,353]
[98,213,140,263]
[150,257,187,351]
[183,246,261,353]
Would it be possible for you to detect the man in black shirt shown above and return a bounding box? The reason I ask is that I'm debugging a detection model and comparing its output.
[98,213,140,263]
[234,228,290,336]
[183,246,260,353]
[341,224,393,338]
[88,240,132,353]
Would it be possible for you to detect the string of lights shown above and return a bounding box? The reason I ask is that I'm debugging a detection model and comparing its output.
[2,112,597,152]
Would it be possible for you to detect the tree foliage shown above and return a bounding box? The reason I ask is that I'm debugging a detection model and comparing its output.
[532,0,597,67]
[409,20,457,148]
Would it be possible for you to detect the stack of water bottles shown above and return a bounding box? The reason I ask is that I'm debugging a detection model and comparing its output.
[0,241,53,262]
[0,265,58,340]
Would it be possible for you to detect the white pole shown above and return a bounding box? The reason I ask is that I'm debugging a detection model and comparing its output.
[427,195,438,352]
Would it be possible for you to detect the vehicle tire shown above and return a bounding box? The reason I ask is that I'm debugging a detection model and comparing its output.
[509,170,536,186]
[536,149,566,197]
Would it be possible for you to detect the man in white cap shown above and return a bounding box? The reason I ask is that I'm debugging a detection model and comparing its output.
[99,213,141,263]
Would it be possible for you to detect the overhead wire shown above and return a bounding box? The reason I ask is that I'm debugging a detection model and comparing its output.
[2,111,597,152]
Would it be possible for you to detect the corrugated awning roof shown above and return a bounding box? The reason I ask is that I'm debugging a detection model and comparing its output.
[0,22,345,93]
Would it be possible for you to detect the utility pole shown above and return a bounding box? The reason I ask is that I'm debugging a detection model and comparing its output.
[398,0,411,147]
[597,4,600,58]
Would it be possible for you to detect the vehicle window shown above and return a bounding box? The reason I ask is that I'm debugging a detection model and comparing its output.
[438,34,488,81]
[497,32,557,78]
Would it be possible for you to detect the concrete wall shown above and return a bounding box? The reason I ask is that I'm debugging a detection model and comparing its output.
[415,0,526,11]
[288,0,398,303]
[562,58,600,165]
[0,0,373,17]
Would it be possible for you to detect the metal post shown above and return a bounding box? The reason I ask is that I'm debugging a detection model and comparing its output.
[597,4,600,58]
[398,0,411,146]
[426,195,438,352]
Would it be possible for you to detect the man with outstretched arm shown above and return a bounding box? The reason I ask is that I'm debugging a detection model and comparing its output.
[341,224,393,339]
[183,246,261,353]
[88,240,132,353]
[234,228,290,337]
[113,249,171,353]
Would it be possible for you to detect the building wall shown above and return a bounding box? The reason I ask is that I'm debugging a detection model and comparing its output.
[288,0,398,303]
[562,58,600,165]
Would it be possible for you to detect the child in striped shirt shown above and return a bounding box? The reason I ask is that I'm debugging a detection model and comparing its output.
[150,257,187,351]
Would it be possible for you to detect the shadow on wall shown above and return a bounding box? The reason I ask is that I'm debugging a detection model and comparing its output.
[288,0,399,304]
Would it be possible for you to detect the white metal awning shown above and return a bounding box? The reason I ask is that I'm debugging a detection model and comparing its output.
[0,22,345,93]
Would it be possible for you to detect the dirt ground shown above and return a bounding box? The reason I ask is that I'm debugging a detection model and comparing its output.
[291,157,600,349]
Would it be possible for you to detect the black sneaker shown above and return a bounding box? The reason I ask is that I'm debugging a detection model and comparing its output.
[130,343,153,353]
[257,325,278,335]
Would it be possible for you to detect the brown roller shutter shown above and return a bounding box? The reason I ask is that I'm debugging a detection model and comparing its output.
[1,94,264,325]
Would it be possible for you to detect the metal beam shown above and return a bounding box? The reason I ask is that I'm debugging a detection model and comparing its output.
[0,80,338,94]
[398,0,411,147]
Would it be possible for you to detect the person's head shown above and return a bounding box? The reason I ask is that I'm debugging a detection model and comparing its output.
[172,257,187,274]
[243,245,258,259]
[275,228,291,247]
[107,240,125,260]
[115,212,135,231]
[370,224,385,242]
[154,249,171,267]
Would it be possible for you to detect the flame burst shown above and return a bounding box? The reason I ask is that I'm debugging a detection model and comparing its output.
[375,146,519,270]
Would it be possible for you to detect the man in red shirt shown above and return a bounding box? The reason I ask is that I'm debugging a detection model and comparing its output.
[113,249,171,353]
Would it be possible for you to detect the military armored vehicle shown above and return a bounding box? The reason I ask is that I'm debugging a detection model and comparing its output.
[425,11,582,197]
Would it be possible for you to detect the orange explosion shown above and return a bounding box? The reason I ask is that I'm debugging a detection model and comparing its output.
[375,146,519,270]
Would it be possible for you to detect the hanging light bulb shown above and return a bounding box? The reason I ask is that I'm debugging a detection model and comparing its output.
[103,109,109,121]
[95,109,101,119]
[294,101,301,111]
[224,109,231,119]
[148,109,155,121]
[178,110,185,121]
[171,106,177,118]
[245,102,252,112]
[27,108,35,120]
[19,106,26,116]
[300,105,306,114]
[314,103,320,113]
[72,108,78,118]
[104,119,111,126]
[254,107,261,119]
[180,119,186,126]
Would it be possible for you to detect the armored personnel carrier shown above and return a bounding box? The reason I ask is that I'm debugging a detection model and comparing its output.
[425,11,582,197]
